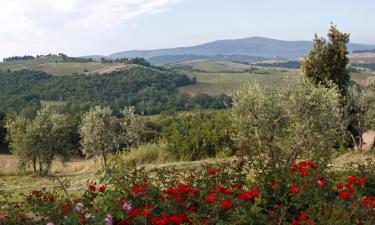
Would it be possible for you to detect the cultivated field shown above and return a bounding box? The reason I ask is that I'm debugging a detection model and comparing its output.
[176,60,375,95]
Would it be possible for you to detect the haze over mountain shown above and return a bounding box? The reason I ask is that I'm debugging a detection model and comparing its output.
[82,37,375,64]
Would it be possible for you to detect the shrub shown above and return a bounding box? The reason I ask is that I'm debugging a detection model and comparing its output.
[162,111,234,161]
[1,160,375,225]
[232,79,347,172]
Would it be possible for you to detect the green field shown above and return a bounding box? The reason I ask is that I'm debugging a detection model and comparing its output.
[0,57,131,76]
[176,60,375,96]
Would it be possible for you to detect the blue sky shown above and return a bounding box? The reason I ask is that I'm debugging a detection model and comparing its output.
[0,0,374,59]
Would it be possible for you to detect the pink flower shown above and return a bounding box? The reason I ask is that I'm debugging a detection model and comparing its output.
[75,202,84,213]
[47,223,54,225]
[105,214,113,225]
[122,202,132,212]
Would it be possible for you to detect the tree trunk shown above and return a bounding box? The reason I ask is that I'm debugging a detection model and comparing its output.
[38,155,43,173]
[102,153,107,170]
[32,157,37,173]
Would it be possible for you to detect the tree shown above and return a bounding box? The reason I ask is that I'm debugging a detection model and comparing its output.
[79,106,117,169]
[231,79,347,171]
[7,107,71,173]
[0,111,8,153]
[302,25,350,94]
[346,82,375,150]
[118,106,144,150]
[162,111,234,160]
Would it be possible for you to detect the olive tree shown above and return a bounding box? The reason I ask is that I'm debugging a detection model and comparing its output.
[79,106,117,169]
[346,81,375,150]
[7,107,71,174]
[231,79,347,170]
[119,106,143,150]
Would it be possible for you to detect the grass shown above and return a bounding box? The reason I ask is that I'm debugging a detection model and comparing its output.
[0,58,130,76]
[179,70,296,95]
[176,60,375,96]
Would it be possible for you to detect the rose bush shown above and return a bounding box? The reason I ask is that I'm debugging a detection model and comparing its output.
[1,160,374,225]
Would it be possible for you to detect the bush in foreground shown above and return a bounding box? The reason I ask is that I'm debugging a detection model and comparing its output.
[1,160,375,225]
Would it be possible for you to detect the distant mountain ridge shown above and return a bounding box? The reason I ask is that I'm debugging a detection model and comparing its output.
[81,37,375,64]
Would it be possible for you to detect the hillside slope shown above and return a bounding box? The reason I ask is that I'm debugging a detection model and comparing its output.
[108,37,375,61]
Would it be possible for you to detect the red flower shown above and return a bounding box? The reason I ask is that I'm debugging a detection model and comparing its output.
[289,164,299,172]
[142,205,153,217]
[358,178,366,185]
[298,211,307,221]
[232,183,243,189]
[128,208,141,218]
[346,176,357,184]
[88,183,96,192]
[221,199,233,211]
[238,192,252,200]
[169,214,186,224]
[207,168,217,175]
[271,183,280,190]
[215,186,232,195]
[339,191,350,200]
[187,205,198,212]
[317,177,327,187]
[164,188,179,195]
[298,167,309,176]
[298,161,308,167]
[362,196,374,206]
[345,183,355,193]
[290,185,299,194]
[98,184,107,193]
[178,183,191,194]
[291,219,300,225]
[132,184,145,195]
[306,161,318,170]
[336,183,344,190]
[152,217,168,225]
[206,193,217,203]
[238,190,260,200]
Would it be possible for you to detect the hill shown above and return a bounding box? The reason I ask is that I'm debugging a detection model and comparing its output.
[0,56,130,76]
[102,37,375,64]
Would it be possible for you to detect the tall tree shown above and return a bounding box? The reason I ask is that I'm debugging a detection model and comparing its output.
[79,106,117,169]
[302,25,350,94]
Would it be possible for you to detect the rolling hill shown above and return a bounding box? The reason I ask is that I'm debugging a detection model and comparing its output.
[85,37,375,64]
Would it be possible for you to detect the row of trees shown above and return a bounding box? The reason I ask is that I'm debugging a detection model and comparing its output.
[7,108,71,173]
[6,106,143,173]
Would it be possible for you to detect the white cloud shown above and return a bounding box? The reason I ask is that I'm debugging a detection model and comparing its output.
[0,0,179,59]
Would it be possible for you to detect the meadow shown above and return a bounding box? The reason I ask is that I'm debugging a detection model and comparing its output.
[176,60,375,95]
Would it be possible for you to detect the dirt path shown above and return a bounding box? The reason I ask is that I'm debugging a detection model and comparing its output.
[92,64,126,74]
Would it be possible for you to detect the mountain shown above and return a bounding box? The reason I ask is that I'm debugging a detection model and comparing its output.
[83,37,375,64]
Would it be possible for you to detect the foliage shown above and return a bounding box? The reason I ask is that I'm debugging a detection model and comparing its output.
[79,106,144,169]
[78,106,118,169]
[346,84,375,149]
[254,61,302,69]
[0,68,229,115]
[1,160,375,225]
[0,111,8,153]
[162,111,234,161]
[302,25,350,94]
[6,107,71,174]
[231,79,347,172]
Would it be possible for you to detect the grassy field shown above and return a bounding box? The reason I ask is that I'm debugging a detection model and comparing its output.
[176,60,375,96]
[0,58,132,76]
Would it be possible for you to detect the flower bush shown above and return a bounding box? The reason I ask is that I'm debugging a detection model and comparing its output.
[1,160,374,225]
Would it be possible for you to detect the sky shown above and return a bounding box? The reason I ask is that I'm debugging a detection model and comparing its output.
[0,0,375,59]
